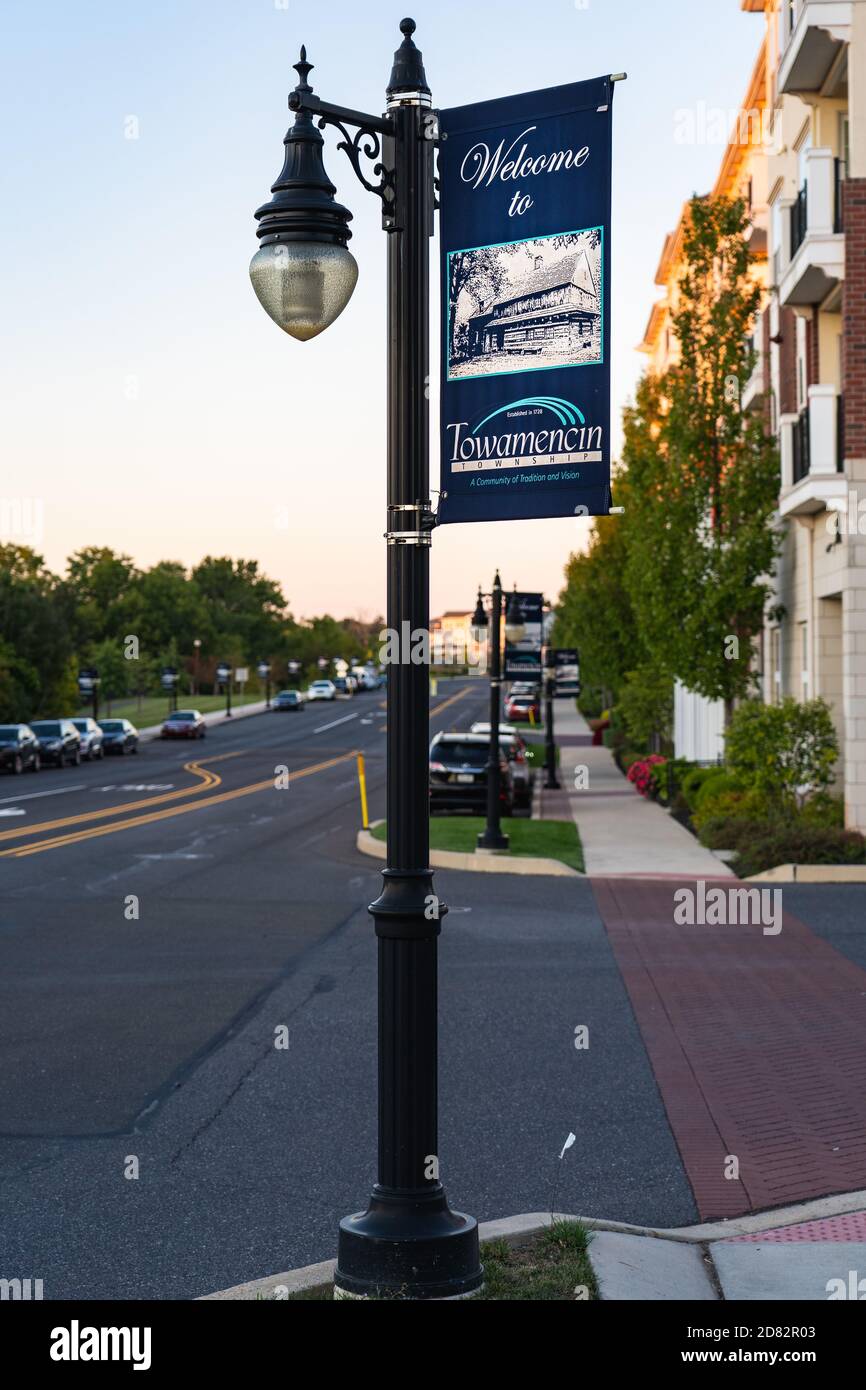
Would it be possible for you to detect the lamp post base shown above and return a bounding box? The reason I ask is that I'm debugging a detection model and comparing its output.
[476,829,510,852]
[334,1188,483,1300]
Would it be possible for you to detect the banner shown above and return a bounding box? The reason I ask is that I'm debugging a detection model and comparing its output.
[551,647,580,696]
[438,76,615,524]
[504,592,543,679]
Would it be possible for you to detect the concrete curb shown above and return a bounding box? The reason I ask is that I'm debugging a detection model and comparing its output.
[356,824,581,878]
[201,1190,866,1299]
[745,863,866,883]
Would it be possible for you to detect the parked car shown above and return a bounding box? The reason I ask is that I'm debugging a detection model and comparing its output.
[470,721,533,809]
[71,717,104,760]
[161,709,206,739]
[273,689,305,712]
[504,692,541,725]
[429,731,513,816]
[307,679,337,701]
[0,724,41,774]
[29,719,82,767]
[98,718,139,754]
[333,677,353,698]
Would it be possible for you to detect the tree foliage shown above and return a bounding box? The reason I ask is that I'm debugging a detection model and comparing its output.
[553,196,780,742]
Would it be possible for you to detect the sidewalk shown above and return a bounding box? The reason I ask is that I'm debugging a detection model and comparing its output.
[204,1196,866,1300]
[537,703,733,878]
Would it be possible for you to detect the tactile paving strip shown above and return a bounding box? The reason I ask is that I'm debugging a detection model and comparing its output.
[592,878,866,1220]
[722,1211,866,1243]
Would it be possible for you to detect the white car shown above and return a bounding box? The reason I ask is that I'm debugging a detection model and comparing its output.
[71,717,104,760]
[307,679,337,701]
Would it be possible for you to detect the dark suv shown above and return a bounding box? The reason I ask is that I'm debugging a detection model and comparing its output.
[429,732,513,816]
[0,724,42,774]
[29,720,82,767]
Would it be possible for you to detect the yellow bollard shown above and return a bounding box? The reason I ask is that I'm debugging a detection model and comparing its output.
[528,707,536,728]
[357,752,370,831]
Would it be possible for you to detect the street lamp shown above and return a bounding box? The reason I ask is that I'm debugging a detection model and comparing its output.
[543,642,561,790]
[504,586,526,644]
[257,660,272,709]
[216,662,232,718]
[193,638,202,696]
[472,575,509,853]
[250,19,481,1300]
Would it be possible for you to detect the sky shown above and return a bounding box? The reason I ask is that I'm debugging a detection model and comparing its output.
[0,0,762,622]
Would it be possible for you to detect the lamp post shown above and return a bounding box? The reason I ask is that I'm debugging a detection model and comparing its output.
[543,643,561,790]
[471,573,508,852]
[257,660,272,709]
[217,662,232,718]
[250,20,481,1299]
[193,638,202,696]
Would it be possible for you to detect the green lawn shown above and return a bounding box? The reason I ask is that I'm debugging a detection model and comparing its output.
[521,735,560,767]
[373,815,584,873]
[286,1221,597,1300]
[76,692,262,730]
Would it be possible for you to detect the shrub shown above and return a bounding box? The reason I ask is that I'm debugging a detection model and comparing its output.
[693,771,743,811]
[736,826,866,878]
[693,789,769,833]
[725,697,839,814]
[654,757,694,805]
[800,794,845,830]
[696,816,865,876]
[681,765,723,809]
[627,754,666,798]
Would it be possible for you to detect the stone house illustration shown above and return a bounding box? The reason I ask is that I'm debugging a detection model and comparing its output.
[466,247,600,360]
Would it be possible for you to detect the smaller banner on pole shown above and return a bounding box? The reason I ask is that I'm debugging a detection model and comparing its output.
[504,592,543,679]
[551,648,580,696]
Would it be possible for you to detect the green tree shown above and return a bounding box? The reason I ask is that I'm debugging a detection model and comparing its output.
[626,197,779,712]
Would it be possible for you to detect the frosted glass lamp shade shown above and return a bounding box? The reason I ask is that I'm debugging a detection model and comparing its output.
[249,241,358,341]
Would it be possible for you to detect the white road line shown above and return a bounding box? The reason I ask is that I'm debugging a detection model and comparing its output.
[0,808,26,817]
[0,783,87,806]
[313,712,359,734]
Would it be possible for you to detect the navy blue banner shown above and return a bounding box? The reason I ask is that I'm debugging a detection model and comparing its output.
[438,77,614,524]
[504,591,543,679]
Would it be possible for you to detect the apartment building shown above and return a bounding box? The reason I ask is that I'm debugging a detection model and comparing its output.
[762,0,866,833]
[641,0,866,832]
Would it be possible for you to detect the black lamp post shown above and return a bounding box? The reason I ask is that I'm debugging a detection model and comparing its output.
[217,663,232,718]
[251,20,481,1299]
[257,660,272,709]
[543,642,561,790]
[472,574,509,852]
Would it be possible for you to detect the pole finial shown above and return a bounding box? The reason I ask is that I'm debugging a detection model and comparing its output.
[293,45,314,92]
[387,16,430,98]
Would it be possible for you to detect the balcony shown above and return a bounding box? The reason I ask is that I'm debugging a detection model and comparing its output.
[780,385,847,516]
[778,1,852,98]
[778,149,845,307]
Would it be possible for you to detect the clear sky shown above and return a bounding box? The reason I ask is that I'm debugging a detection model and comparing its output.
[1,0,762,621]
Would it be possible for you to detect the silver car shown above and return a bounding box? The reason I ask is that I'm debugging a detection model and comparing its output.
[71,717,104,760]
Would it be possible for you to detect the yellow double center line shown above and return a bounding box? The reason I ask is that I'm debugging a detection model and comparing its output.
[0,750,358,858]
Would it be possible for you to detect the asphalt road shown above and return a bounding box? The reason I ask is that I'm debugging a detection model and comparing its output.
[3,678,863,1299]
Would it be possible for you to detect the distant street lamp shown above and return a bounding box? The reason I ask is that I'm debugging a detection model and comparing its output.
[257,660,272,709]
[471,574,509,852]
[193,638,202,696]
[249,20,481,1299]
[543,643,561,790]
[216,662,233,718]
